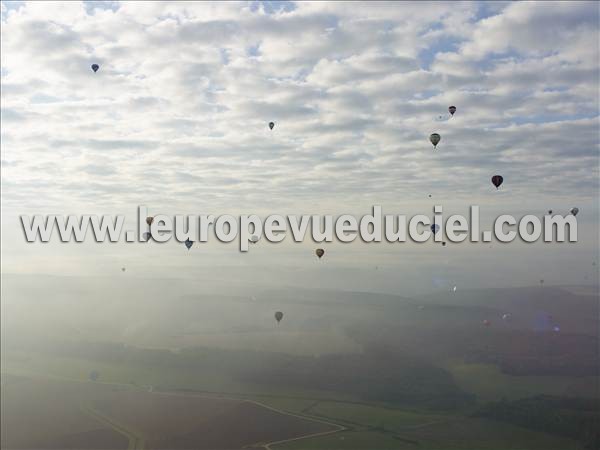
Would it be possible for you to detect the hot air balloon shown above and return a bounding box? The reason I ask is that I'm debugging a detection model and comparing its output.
[483,319,491,326]
[429,133,441,149]
[269,122,275,130]
[491,175,503,189]
[431,224,440,234]
[570,207,579,216]
[448,106,456,116]
[185,238,193,250]
[274,311,283,323]
[548,210,553,215]
[91,64,99,73]
[121,267,126,272]
[452,286,457,293]
[146,217,154,226]
[428,194,432,198]
[441,241,447,246]
[316,248,325,259]
[250,235,259,244]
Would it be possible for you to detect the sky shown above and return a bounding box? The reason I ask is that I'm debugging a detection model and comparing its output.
[1,1,598,293]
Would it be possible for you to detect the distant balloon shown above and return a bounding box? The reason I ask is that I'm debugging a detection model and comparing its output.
[491,175,503,189]
[316,248,325,259]
[91,64,99,73]
[146,217,154,226]
[250,235,259,244]
[274,311,284,323]
[540,279,544,285]
[570,207,579,216]
[89,371,99,381]
[429,133,441,149]
[184,238,193,250]
[121,267,126,272]
[483,319,491,326]
[548,210,553,215]
[441,241,447,246]
[448,106,456,116]
[431,223,440,234]
[269,122,275,130]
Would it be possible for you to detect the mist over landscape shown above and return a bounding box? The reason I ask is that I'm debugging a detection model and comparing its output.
[1,1,599,449]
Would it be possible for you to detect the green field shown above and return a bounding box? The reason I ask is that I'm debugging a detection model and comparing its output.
[446,360,599,402]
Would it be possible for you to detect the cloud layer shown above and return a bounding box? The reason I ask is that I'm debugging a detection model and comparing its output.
[2,1,598,215]
[1,2,598,290]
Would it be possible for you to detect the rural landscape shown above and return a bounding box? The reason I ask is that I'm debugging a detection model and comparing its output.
[2,272,598,449]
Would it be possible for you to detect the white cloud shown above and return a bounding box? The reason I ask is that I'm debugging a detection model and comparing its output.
[1,1,597,221]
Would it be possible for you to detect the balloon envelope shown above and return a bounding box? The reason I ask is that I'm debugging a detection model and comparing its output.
[448,106,456,115]
[146,217,154,226]
[570,207,579,216]
[91,64,99,72]
[250,235,259,243]
[185,239,193,250]
[269,122,275,130]
[316,248,325,259]
[491,175,503,189]
[274,311,283,323]
[429,133,441,148]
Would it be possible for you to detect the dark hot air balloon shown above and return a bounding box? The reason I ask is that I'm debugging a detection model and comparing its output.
[185,238,193,250]
[274,311,283,323]
[429,133,441,149]
[491,175,503,189]
[146,217,154,226]
[91,64,99,73]
[316,248,325,259]
[448,106,456,116]
[269,122,275,130]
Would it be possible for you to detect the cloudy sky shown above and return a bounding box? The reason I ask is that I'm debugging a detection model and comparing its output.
[1,1,598,292]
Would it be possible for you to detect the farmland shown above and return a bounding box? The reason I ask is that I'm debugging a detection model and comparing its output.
[1,276,598,449]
